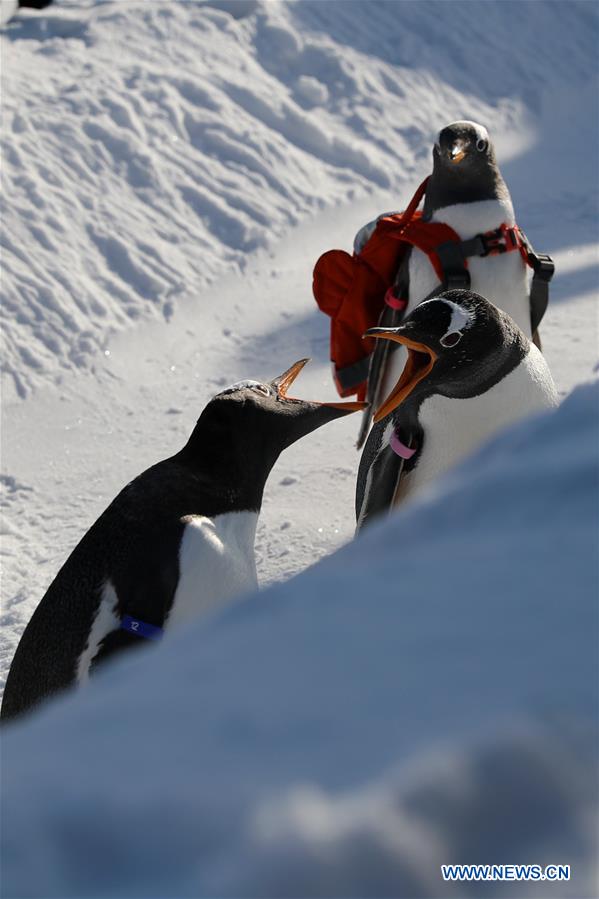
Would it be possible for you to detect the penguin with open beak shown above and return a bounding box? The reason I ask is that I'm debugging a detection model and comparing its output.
[355,290,557,531]
[2,360,365,722]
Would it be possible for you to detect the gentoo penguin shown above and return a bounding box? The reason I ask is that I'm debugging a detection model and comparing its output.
[356,120,543,447]
[356,289,558,530]
[2,360,364,722]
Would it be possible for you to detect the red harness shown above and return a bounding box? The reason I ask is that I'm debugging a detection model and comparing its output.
[313,177,554,398]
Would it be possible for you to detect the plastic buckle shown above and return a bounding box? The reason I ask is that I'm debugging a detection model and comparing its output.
[502,225,520,250]
[479,226,508,256]
[531,253,555,283]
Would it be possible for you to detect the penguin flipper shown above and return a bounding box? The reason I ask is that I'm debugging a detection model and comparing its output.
[356,304,402,449]
[356,419,402,532]
[356,337,392,449]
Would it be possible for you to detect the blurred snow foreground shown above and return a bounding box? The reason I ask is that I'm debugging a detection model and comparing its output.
[2,380,598,898]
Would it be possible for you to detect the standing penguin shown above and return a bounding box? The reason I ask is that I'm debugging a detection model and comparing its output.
[356,290,558,530]
[353,120,552,447]
[2,360,364,722]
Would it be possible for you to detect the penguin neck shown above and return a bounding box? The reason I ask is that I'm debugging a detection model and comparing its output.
[429,195,516,234]
[423,166,511,222]
[176,425,278,514]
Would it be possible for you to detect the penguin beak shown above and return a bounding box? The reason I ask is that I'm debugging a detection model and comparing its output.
[271,359,366,412]
[271,358,311,397]
[449,140,467,164]
[365,329,438,422]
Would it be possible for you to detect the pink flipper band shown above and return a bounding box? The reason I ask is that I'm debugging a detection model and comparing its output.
[390,429,416,460]
[384,287,408,311]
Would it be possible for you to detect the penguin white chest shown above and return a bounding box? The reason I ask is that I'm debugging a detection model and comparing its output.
[166,511,258,630]
[408,199,531,333]
[396,347,558,503]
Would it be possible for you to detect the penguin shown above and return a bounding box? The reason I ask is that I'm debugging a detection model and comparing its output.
[1,359,364,722]
[356,290,558,530]
[1,0,53,22]
[355,120,542,448]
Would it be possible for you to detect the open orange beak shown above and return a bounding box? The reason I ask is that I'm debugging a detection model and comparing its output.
[364,331,438,422]
[272,359,367,411]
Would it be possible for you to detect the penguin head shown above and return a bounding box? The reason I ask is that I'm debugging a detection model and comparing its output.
[366,289,523,421]
[188,359,365,464]
[433,120,495,169]
[425,121,508,213]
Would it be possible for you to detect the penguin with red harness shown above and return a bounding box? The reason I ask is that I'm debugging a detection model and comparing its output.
[313,121,554,449]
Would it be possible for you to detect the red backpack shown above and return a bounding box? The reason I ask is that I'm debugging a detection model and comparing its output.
[313,177,554,399]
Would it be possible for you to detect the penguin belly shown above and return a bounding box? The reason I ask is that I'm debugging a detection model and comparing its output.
[395,346,558,504]
[165,510,259,630]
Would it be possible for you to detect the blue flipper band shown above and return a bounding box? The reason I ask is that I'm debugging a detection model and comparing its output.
[121,615,163,641]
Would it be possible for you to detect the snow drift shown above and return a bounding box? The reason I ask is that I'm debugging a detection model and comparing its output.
[2,380,598,898]
[2,0,596,397]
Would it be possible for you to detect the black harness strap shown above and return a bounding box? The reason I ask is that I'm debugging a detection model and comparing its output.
[518,233,555,333]
[435,241,471,289]
[436,226,554,332]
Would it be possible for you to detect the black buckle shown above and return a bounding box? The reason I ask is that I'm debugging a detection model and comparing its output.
[436,241,471,290]
[530,253,555,283]
[479,227,508,256]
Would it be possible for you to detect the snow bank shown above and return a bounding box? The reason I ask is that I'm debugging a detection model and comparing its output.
[2,380,597,898]
[2,0,595,396]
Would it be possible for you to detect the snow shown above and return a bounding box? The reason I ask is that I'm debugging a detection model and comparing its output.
[3,0,595,399]
[1,0,598,895]
[2,381,598,897]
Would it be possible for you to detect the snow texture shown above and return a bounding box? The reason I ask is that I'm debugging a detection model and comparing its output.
[2,381,598,897]
[1,0,598,895]
[2,0,596,398]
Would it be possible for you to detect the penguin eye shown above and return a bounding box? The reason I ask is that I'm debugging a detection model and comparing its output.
[253,384,271,396]
[476,138,487,152]
[440,331,463,348]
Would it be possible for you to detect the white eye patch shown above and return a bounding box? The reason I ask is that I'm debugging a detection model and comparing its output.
[216,380,272,398]
[436,121,489,147]
[417,297,474,349]
[439,300,473,348]
[418,298,474,333]
[441,299,474,334]
[462,121,490,146]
